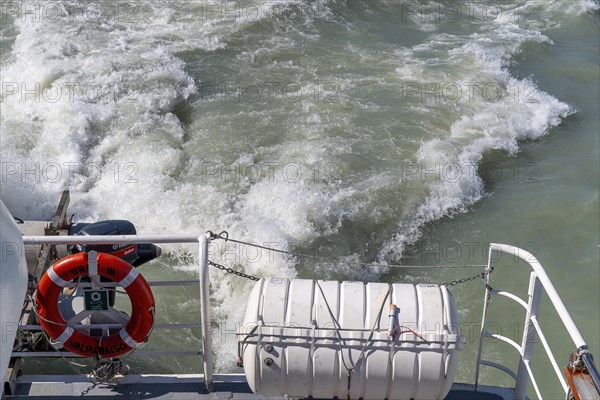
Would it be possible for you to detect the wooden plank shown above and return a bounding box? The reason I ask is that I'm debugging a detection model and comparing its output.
[565,366,600,400]
[52,190,70,230]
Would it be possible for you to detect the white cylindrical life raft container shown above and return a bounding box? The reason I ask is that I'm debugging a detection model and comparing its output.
[237,278,464,400]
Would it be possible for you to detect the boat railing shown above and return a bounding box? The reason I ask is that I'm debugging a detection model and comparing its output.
[17,237,599,398]
[19,234,215,391]
[475,243,600,400]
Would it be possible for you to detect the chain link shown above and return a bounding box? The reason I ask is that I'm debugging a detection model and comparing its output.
[440,272,485,287]
[207,230,494,287]
[207,230,486,269]
[441,265,494,288]
[208,260,260,281]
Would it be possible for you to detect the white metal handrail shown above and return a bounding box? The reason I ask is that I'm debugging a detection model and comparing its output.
[19,323,202,330]
[20,237,597,397]
[21,233,214,391]
[22,235,202,244]
[474,243,591,400]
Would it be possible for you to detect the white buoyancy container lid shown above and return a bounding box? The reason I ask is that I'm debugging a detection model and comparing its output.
[238,278,464,400]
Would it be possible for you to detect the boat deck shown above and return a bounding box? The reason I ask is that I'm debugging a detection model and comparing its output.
[4,374,517,399]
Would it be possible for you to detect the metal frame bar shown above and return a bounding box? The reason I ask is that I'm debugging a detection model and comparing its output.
[474,251,494,389]
[514,273,543,398]
[489,244,586,348]
[22,235,201,245]
[20,237,596,397]
[482,332,522,353]
[20,281,199,291]
[489,290,528,310]
[530,316,569,393]
[12,350,203,358]
[475,243,593,400]
[198,234,213,391]
[20,234,215,393]
[20,323,202,331]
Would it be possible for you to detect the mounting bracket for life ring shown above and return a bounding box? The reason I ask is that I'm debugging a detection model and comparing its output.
[35,252,155,358]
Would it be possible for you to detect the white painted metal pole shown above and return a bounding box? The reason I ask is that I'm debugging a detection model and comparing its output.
[474,245,495,390]
[23,235,201,244]
[489,243,587,349]
[514,273,543,399]
[199,234,214,392]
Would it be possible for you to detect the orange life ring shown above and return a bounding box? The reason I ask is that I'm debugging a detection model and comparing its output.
[36,252,155,358]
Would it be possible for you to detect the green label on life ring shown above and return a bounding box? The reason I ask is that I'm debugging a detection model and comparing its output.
[83,289,109,311]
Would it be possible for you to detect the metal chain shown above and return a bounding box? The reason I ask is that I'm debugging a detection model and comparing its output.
[441,265,494,288]
[207,230,493,286]
[440,271,486,287]
[208,260,260,281]
[206,230,486,270]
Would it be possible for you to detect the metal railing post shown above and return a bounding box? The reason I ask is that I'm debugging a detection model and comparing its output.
[474,244,495,390]
[198,234,213,392]
[489,243,586,349]
[514,272,543,399]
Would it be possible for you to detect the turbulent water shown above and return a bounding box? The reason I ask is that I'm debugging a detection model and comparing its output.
[1,0,598,396]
